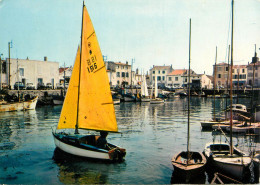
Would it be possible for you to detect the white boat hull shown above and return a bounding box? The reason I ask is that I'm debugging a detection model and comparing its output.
[0,96,38,112]
[53,133,126,161]
[204,142,252,181]
[213,156,252,181]
[141,97,150,102]
[150,98,164,104]
[53,134,110,160]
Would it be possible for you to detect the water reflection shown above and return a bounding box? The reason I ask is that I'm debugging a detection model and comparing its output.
[0,98,258,184]
[53,148,110,184]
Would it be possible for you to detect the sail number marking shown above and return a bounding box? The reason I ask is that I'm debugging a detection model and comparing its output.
[87,55,98,73]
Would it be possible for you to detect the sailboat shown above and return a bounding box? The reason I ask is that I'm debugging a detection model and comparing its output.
[140,74,150,102]
[171,19,206,181]
[150,75,164,104]
[203,0,252,182]
[52,2,126,162]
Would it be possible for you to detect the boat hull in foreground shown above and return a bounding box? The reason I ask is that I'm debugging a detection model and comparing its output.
[53,132,126,162]
[204,142,252,182]
[171,151,206,181]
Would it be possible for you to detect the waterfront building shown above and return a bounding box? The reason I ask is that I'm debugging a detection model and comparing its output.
[149,65,174,87]
[166,69,212,89]
[59,66,72,84]
[105,61,132,86]
[1,57,59,89]
[213,62,247,88]
[166,69,187,88]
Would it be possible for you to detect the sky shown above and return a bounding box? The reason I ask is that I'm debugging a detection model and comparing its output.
[0,0,259,75]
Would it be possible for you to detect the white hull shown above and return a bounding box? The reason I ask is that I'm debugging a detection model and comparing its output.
[141,97,150,102]
[150,98,164,104]
[213,156,252,180]
[204,142,252,181]
[113,99,120,104]
[0,96,38,112]
[53,134,111,160]
[201,119,240,129]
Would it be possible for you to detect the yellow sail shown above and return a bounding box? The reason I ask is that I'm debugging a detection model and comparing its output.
[57,5,118,132]
[57,46,80,129]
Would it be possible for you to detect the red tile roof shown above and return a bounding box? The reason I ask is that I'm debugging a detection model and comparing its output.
[167,69,187,76]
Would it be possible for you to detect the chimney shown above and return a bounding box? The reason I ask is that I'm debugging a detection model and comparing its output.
[126,61,128,65]
[44,56,48,61]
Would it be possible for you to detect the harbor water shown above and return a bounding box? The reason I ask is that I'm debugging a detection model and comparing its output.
[0,97,259,184]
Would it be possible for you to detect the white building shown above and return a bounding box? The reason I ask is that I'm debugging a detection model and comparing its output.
[166,69,212,89]
[149,65,174,87]
[1,57,59,89]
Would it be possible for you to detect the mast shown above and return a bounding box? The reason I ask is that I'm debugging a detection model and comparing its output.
[229,0,234,155]
[187,18,191,164]
[213,46,217,121]
[225,45,230,119]
[75,0,85,134]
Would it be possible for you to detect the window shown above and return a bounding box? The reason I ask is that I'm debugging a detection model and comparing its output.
[242,69,245,73]
[157,76,161,81]
[116,72,120,77]
[169,77,172,81]
[237,69,239,73]
[185,78,187,82]
[122,72,125,77]
[218,74,221,78]
[126,72,129,77]
[19,68,24,76]
[38,78,43,84]
[1,61,6,73]
[217,67,222,71]
[158,71,160,74]
[225,67,229,71]
[162,76,165,81]
[121,66,124,69]
[153,76,155,80]
[162,71,165,74]
[117,80,120,84]
[232,69,234,73]
[175,77,178,81]
[126,66,128,69]
[153,71,155,74]
[117,65,119,69]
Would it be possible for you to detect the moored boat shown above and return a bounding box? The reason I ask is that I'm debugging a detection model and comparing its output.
[172,19,206,181]
[171,151,206,180]
[204,142,252,181]
[52,2,126,162]
[0,96,38,112]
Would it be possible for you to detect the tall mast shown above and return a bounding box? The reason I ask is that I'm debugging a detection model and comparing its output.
[187,18,191,164]
[225,45,230,120]
[75,0,85,134]
[229,0,234,155]
[213,46,217,121]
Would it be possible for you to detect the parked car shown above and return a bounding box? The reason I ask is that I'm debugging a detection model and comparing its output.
[46,83,53,89]
[26,83,35,90]
[37,83,46,90]
[56,83,64,89]
[14,82,25,90]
